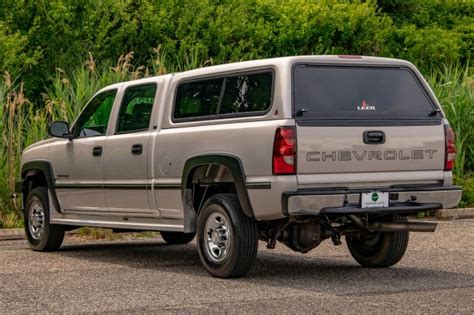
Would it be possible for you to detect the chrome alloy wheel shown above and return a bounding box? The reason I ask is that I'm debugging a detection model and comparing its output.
[204,212,232,263]
[28,199,45,240]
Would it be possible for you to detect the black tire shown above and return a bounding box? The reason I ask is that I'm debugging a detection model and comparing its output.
[160,231,195,244]
[197,193,258,278]
[346,214,409,268]
[24,187,65,251]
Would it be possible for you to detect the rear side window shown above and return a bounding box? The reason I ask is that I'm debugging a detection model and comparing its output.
[174,71,273,121]
[220,73,272,114]
[116,83,157,133]
[294,66,437,121]
[174,78,222,119]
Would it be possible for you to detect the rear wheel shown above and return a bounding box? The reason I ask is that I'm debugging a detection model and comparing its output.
[197,193,258,278]
[346,214,409,268]
[24,187,65,251]
[160,231,195,244]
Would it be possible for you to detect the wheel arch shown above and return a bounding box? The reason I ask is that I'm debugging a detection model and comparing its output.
[181,154,255,233]
[20,160,61,213]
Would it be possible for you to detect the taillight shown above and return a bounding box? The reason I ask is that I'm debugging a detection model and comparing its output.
[444,125,456,171]
[273,126,296,175]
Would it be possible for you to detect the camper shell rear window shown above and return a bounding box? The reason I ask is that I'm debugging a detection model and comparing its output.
[293,65,440,124]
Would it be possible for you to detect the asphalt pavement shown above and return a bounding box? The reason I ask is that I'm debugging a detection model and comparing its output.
[0,219,473,314]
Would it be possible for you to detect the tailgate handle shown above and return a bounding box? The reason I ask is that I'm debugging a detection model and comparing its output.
[363,131,385,144]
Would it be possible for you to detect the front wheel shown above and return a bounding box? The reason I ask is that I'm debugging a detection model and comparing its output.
[24,187,65,251]
[346,214,409,268]
[197,193,258,278]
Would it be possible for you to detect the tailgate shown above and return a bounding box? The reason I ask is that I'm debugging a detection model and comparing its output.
[297,125,444,174]
[293,64,445,178]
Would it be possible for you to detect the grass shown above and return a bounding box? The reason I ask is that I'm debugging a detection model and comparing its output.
[427,65,474,207]
[0,54,472,228]
[427,65,474,178]
[0,211,23,228]
[74,227,160,241]
[75,227,123,241]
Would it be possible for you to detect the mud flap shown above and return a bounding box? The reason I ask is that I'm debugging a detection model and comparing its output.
[183,188,196,233]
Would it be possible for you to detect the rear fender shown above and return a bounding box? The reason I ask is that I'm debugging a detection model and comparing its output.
[181,154,255,233]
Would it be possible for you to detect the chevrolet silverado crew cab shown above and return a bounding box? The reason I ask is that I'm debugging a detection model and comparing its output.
[16,56,462,278]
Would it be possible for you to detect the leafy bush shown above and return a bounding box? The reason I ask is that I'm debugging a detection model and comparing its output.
[386,25,466,71]
[0,0,470,100]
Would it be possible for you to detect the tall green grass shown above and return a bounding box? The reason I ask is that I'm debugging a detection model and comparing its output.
[427,65,474,207]
[0,53,144,227]
[0,54,472,227]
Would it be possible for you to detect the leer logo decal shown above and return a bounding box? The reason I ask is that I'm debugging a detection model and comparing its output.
[371,192,379,202]
[357,100,376,111]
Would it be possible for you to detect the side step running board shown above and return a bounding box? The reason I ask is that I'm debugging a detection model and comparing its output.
[51,218,185,232]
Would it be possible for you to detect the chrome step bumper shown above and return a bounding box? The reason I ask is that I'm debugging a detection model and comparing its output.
[284,186,462,216]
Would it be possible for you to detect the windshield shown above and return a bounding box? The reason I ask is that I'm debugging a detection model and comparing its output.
[293,66,439,121]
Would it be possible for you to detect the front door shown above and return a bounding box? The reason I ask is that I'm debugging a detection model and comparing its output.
[103,83,158,215]
[51,89,117,212]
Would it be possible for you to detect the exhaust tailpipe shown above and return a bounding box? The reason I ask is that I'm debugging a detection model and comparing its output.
[348,215,437,232]
[369,221,437,232]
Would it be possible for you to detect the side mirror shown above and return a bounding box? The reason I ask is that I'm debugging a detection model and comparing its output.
[48,121,73,140]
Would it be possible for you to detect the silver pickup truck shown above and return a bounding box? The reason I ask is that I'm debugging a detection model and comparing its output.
[16,55,462,278]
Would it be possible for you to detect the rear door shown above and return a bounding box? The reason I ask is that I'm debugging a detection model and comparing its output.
[103,83,158,215]
[293,65,445,185]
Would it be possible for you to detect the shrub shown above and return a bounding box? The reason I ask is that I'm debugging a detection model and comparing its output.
[0,0,471,100]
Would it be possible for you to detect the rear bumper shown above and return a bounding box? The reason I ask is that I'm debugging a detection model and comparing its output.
[284,186,462,216]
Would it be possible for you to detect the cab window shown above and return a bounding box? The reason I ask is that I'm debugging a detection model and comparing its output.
[116,84,157,134]
[74,90,117,138]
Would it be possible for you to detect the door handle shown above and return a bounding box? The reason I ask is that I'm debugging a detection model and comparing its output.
[363,131,385,144]
[131,144,143,155]
[92,146,103,157]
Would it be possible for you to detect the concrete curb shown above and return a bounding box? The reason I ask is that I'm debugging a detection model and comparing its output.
[436,208,474,220]
[0,228,25,240]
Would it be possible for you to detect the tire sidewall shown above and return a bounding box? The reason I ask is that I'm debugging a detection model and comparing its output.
[197,196,242,277]
[24,187,52,251]
[347,232,395,266]
[346,215,409,267]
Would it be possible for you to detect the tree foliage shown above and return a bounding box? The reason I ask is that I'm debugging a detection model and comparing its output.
[0,0,470,100]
